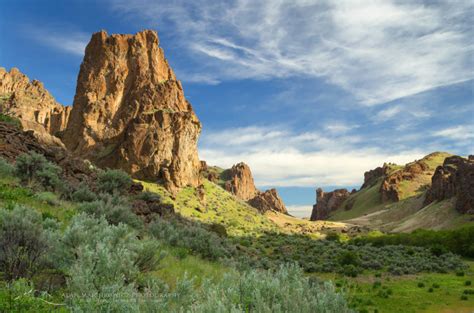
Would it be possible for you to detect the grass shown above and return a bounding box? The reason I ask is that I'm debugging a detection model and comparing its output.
[152,243,232,288]
[0,176,76,223]
[318,260,474,313]
[138,179,279,236]
[330,178,385,221]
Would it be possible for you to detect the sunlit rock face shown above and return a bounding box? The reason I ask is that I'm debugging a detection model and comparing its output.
[63,30,201,191]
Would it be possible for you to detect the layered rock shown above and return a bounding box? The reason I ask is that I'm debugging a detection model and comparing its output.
[310,188,351,221]
[425,155,474,213]
[223,162,258,201]
[62,30,201,191]
[0,67,70,145]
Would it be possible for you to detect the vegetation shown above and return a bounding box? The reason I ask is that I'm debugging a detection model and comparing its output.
[0,113,21,129]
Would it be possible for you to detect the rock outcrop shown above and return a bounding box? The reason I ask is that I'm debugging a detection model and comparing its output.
[425,155,474,213]
[62,30,201,191]
[310,188,351,221]
[0,67,70,145]
[361,166,386,189]
[220,162,287,214]
[380,160,429,202]
[249,189,288,214]
[0,121,92,186]
[223,162,258,201]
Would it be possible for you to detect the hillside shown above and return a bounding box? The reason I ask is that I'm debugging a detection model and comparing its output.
[321,152,474,232]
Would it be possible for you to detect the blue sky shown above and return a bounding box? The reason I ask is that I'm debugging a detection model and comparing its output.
[1,0,473,217]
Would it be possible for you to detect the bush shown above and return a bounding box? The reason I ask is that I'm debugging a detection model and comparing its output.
[97,169,132,194]
[465,280,471,286]
[0,279,62,312]
[77,194,142,229]
[14,152,61,191]
[417,282,425,288]
[326,232,340,241]
[0,206,52,280]
[71,183,97,203]
[136,191,161,202]
[0,113,21,129]
[0,158,14,176]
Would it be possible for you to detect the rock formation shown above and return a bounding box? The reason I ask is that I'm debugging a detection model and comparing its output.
[62,30,201,191]
[220,162,287,214]
[249,189,288,214]
[0,120,92,186]
[425,155,474,213]
[380,160,429,202]
[361,166,386,189]
[310,188,351,221]
[223,162,258,201]
[0,67,70,145]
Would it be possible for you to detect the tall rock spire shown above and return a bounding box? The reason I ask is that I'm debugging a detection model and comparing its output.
[63,30,201,191]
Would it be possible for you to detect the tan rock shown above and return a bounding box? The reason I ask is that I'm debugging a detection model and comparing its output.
[249,188,288,214]
[223,162,258,201]
[310,188,351,221]
[62,30,201,191]
[0,67,70,145]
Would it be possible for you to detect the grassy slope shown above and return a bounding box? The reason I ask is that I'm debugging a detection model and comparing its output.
[319,260,474,313]
[138,179,280,236]
[329,152,462,232]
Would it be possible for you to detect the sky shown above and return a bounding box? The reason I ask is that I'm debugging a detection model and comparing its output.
[1,0,473,217]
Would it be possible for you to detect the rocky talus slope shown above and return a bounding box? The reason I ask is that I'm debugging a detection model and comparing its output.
[62,30,201,192]
[0,67,70,146]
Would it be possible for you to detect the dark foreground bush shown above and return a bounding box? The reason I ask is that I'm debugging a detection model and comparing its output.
[0,206,53,280]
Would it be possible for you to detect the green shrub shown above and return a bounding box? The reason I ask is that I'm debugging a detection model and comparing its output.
[0,113,21,129]
[456,271,465,276]
[0,157,14,176]
[14,152,61,190]
[417,282,425,288]
[460,295,468,300]
[0,206,52,280]
[71,183,97,203]
[77,194,142,229]
[136,191,161,202]
[326,232,340,241]
[428,287,434,293]
[97,169,132,194]
[465,280,472,286]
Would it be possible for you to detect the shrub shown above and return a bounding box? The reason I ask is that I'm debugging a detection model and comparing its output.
[456,271,465,277]
[0,113,21,129]
[97,169,132,194]
[34,192,59,206]
[0,206,52,280]
[136,191,161,202]
[0,279,62,312]
[77,194,142,229]
[14,152,61,190]
[465,280,472,286]
[0,158,14,176]
[71,183,97,203]
[417,282,425,288]
[428,287,434,293]
[460,295,468,300]
[326,232,340,241]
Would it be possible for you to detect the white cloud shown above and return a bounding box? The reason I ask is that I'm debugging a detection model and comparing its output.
[286,205,313,218]
[110,0,473,105]
[27,27,89,56]
[433,125,474,141]
[199,125,425,187]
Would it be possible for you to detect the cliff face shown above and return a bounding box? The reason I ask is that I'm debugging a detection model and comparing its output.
[425,155,474,213]
[248,188,287,214]
[310,188,351,221]
[62,30,201,191]
[0,67,70,143]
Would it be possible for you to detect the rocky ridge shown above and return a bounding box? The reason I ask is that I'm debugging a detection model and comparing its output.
[62,30,201,192]
[310,188,352,221]
[0,67,70,146]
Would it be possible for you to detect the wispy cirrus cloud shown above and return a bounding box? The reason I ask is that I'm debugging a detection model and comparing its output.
[26,27,89,56]
[110,0,473,105]
[433,125,474,141]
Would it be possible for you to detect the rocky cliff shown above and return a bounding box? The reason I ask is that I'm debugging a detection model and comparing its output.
[310,188,351,221]
[425,155,474,213]
[220,162,287,214]
[0,67,70,145]
[62,30,201,191]
[223,162,258,201]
